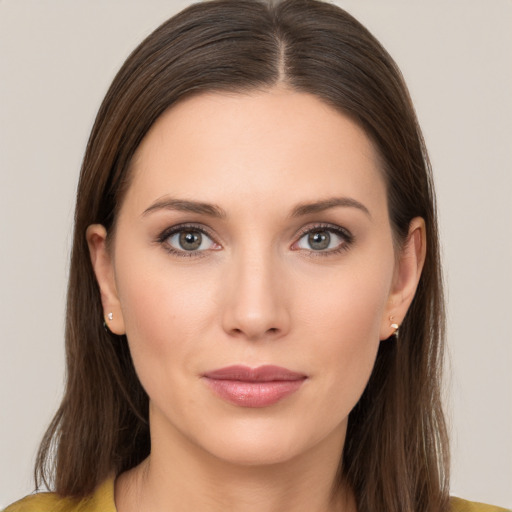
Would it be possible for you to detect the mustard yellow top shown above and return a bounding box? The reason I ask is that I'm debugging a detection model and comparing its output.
[3,478,114,512]
[3,478,510,512]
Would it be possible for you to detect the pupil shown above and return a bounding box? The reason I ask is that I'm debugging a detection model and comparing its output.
[179,231,202,250]
[308,231,330,250]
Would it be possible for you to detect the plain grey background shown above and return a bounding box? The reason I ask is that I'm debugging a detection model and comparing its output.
[1,0,511,508]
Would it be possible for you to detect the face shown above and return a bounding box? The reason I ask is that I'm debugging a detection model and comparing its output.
[88,87,424,468]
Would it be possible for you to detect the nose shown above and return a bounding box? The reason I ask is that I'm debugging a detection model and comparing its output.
[221,248,291,341]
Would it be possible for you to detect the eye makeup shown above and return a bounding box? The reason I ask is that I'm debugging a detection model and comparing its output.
[291,222,355,257]
[156,223,220,258]
[155,221,355,259]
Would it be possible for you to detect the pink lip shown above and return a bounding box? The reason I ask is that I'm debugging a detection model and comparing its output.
[202,365,307,408]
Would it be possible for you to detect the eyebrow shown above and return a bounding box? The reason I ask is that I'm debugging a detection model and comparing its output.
[141,195,370,219]
[142,197,227,218]
[290,197,371,218]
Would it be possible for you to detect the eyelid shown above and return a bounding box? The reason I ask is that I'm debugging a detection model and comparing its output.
[157,223,221,256]
[156,222,353,257]
[157,222,217,242]
[294,222,352,239]
[291,222,354,253]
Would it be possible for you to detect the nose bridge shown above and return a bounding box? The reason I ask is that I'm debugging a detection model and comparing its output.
[222,241,289,340]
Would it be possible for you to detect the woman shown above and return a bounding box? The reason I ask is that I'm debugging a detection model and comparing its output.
[4,1,509,511]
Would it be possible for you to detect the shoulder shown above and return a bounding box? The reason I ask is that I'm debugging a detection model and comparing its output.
[3,478,116,512]
[3,492,76,512]
[450,496,511,512]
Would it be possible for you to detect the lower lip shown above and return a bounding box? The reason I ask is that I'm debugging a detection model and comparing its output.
[204,378,305,408]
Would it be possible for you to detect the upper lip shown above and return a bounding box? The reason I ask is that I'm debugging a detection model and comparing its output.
[203,365,307,382]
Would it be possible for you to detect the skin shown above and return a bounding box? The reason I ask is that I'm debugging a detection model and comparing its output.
[87,87,426,512]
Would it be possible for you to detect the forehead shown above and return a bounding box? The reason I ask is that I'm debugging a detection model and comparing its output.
[125,88,386,216]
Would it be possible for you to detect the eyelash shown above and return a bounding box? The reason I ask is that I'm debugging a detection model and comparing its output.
[157,223,219,258]
[156,223,354,258]
[293,223,354,257]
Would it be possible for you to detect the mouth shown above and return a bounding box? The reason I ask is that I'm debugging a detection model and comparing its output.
[202,365,307,408]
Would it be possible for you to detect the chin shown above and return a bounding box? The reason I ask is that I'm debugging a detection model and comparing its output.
[190,415,336,468]
[205,436,304,467]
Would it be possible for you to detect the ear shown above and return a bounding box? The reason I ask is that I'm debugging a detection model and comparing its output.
[86,224,126,335]
[380,217,426,340]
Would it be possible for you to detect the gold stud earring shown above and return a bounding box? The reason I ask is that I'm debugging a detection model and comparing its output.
[103,312,114,334]
[390,316,399,337]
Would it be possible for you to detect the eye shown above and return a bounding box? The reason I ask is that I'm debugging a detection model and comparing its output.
[160,225,220,255]
[293,225,352,253]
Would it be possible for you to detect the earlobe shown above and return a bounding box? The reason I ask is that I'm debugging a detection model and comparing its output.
[380,217,426,340]
[86,224,126,335]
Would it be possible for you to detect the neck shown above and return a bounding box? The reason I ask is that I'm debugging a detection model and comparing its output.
[115,416,355,512]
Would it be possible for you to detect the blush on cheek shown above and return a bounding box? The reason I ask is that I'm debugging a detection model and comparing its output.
[119,269,213,364]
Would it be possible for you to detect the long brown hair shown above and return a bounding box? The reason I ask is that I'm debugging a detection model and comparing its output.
[35,1,449,510]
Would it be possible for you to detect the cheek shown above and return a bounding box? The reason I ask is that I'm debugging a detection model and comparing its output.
[296,254,393,408]
[298,251,393,343]
[114,251,222,380]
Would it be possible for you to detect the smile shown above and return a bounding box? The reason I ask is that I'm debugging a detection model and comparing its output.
[202,365,307,408]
